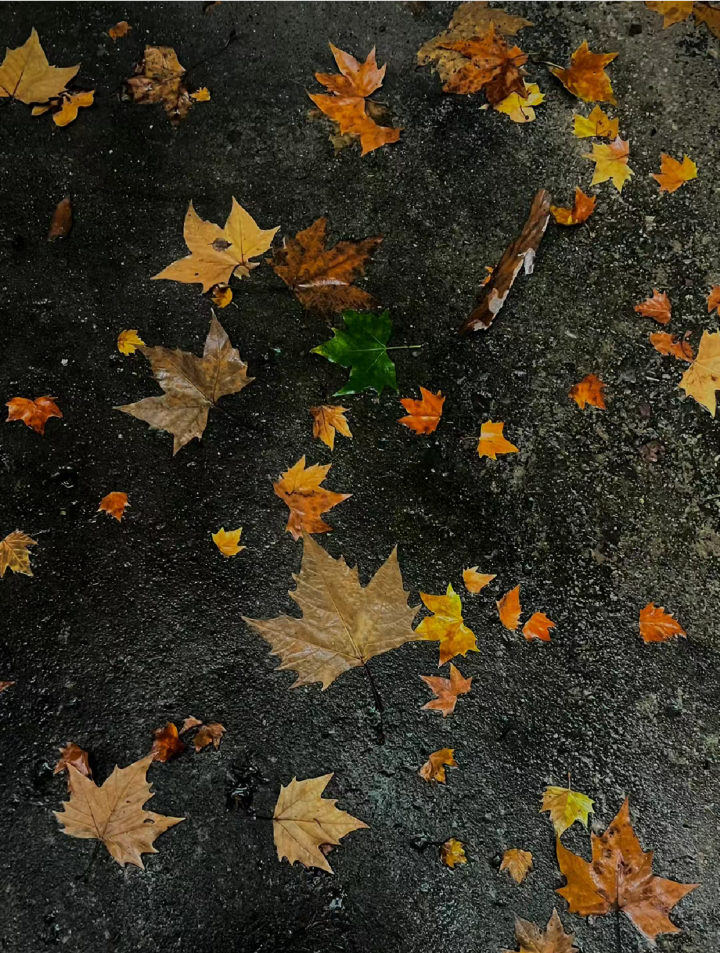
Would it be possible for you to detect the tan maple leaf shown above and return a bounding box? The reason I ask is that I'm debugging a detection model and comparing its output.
[54,754,184,868]
[243,533,419,690]
[116,315,253,454]
[194,723,226,751]
[310,405,352,450]
[635,289,672,325]
[500,848,533,883]
[0,531,37,579]
[0,29,79,105]
[54,743,92,778]
[679,330,720,415]
[273,456,351,539]
[273,773,368,872]
[503,909,577,953]
[153,199,279,292]
[421,663,472,716]
[124,46,204,124]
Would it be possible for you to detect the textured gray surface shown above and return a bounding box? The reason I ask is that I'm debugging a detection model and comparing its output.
[0,2,719,951]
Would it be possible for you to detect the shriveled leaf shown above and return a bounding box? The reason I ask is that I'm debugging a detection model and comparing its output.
[523,611,555,642]
[650,332,693,362]
[54,743,92,778]
[212,527,245,557]
[463,567,496,593]
[273,774,368,872]
[273,456,350,540]
[417,584,478,665]
[313,310,399,395]
[503,909,578,953]
[0,29,79,105]
[639,603,686,643]
[52,89,94,127]
[243,533,419,690]
[118,329,145,354]
[572,105,618,139]
[584,136,633,192]
[0,531,37,579]
[497,585,521,630]
[549,41,617,104]
[421,663,472,716]
[679,330,720,414]
[541,784,594,837]
[440,837,467,868]
[54,754,184,868]
[48,197,72,240]
[150,722,186,762]
[635,289,672,325]
[419,747,457,783]
[6,396,62,434]
[194,723,226,751]
[477,420,519,459]
[550,188,596,226]
[109,21,132,41]
[190,86,211,102]
[180,716,202,734]
[494,81,544,122]
[98,492,129,522]
[124,46,201,124]
[398,387,444,434]
[569,373,606,409]
[500,848,533,883]
[310,405,352,450]
[645,1,694,26]
[651,153,697,193]
[210,283,232,307]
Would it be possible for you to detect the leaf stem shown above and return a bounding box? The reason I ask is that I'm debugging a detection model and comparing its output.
[615,907,622,953]
[363,663,386,745]
[78,842,101,882]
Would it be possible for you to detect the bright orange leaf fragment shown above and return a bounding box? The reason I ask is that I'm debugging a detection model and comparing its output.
[398,387,445,435]
[417,584,478,665]
[421,663,472,717]
[6,396,62,435]
[419,747,457,783]
[310,405,352,450]
[707,287,720,315]
[550,41,617,104]
[109,21,132,41]
[212,527,245,556]
[649,332,693,362]
[522,611,555,642]
[635,290,671,325]
[150,722,186,762]
[584,136,633,192]
[569,374,606,410]
[497,585,521,630]
[550,187,596,226]
[477,420,518,460]
[273,456,351,540]
[639,603,686,643]
[98,492,129,522]
[651,153,697,193]
[463,567,496,594]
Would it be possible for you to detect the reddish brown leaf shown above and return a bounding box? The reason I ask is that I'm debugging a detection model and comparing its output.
[569,374,606,410]
[649,332,694,362]
[150,722,186,762]
[634,290,671,325]
[273,456,351,540]
[48,197,72,241]
[421,663,472,716]
[54,742,92,778]
[194,723,226,751]
[6,396,63,435]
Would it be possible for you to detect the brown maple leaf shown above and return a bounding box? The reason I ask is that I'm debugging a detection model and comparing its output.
[116,315,253,454]
[0,531,37,579]
[503,909,577,953]
[460,189,551,334]
[6,396,62,434]
[150,722,186,762]
[635,289,672,325]
[439,25,529,104]
[421,663,472,716]
[54,743,92,778]
[500,847,533,883]
[194,723,226,751]
[0,29,79,106]
[556,798,698,939]
[273,456,351,539]
[124,46,206,125]
[243,533,419,690]
[180,716,202,734]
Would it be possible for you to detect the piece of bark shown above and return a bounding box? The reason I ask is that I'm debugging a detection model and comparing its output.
[459,189,550,335]
[48,197,72,241]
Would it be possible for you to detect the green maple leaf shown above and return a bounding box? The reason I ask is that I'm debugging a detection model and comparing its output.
[311,310,400,395]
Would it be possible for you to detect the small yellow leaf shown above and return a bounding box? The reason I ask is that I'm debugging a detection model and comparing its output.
[212,527,245,557]
[572,105,618,139]
[494,82,544,123]
[540,784,595,836]
[310,404,352,450]
[440,838,467,868]
[477,420,518,460]
[53,89,94,127]
[191,86,211,102]
[117,329,145,355]
[419,748,457,783]
[500,848,533,884]
[417,583,478,665]
[210,284,233,308]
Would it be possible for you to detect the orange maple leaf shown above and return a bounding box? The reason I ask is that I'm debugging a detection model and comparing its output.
[569,374,606,410]
[649,332,694,362]
[550,187,596,226]
[316,43,386,98]
[6,396,62,435]
[650,153,697,193]
[310,405,352,450]
[463,567,496,593]
[497,585,521,630]
[556,799,698,939]
[421,663,472,717]
[634,289,671,325]
[417,584,478,665]
[707,286,720,315]
[440,25,528,104]
[477,420,519,460]
[398,387,445,435]
[522,611,555,642]
[550,41,618,104]
[273,456,351,540]
[639,603,686,643]
[98,492,129,522]
[500,848,533,884]
[150,723,186,762]
[419,747,458,783]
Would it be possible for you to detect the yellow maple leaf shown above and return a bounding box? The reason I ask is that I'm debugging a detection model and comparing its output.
[310,405,352,450]
[52,89,94,126]
[583,136,634,192]
[0,531,37,578]
[417,583,478,665]
[540,784,595,836]
[440,837,467,868]
[572,105,618,139]
[212,527,245,557]
[419,748,458,783]
[477,420,519,460]
[0,29,79,105]
[500,848,533,884]
[650,153,697,193]
[494,82,544,123]
[117,329,145,355]
[191,86,211,101]
[679,330,720,415]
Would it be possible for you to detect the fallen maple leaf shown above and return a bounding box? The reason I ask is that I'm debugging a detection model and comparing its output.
[523,611,555,642]
[651,153,697,193]
[153,199,279,292]
[116,315,253,454]
[419,747,457,783]
[313,311,403,395]
[497,585,521,630]
[440,837,467,868]
[316,43,386,97]
[550,41,617,104]
[0,29,79,106]
[35,89,94,126]
[180,716,202,734]
[635,289,672,325]
[398,387,445,434]
[541,784,594,836]
[98,492,129,522]
[109,21,132,41]
[707,287,720,315]
[124,46,205,124]
[55,754,184,868]
[572,105,618,139]
[273,774,368,872]
[550,188,596,226]
[438,25,529,104]
[500,848,533,883]
[463,567,496,593]
[460,189,551,334]
[272,218,381,316]
[194,723,226,751]
[679,330,720,414]
[6,396,62,434]
[477,420,519,459]
[569,373,606,410]
[211,283,232,308]
[47,196,72,240]
[273,457,350,540]
[244,533,419,690]
[639,603,686,643]
[503,909,577,953]
[421,663,472,716]
[117,329,145,354]
[556,798,698,939]
[54,743,92,778]
[191,87,211,102]
[584,136,633,192]
[650,331,694,362]
[494,81,544,122]
[646,1,695,26]
[212,527,245,556]
[417,584,478,665]
[694,2,720,37]
[150,722,186,762]
[310,405,352,450]
[0,531,36,579]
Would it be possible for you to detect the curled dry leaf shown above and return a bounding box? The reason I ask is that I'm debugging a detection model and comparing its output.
[273,774,368,873]
[212,527,245,557]
[650,332,693,362]
[54,743,92,778]
[109,21,132,41]
[522,611,555,642]
[124,46,204,125]
[569,373,606,409]
[541,784,594,837]
[118,329,145,354]
[191,87,211,102]
[707,287,720,315]
[549,41,617,104]
[0,29,79,106]
[440,837,467,868]
[0,531,37,579]
[679,330,720,414]
[550,188,596,226]
[503,909,577,953]
[639,603,686,643]
[494,82,544,123]
[584,136,633,192]
[54,754,184,868]
[460,189,551,334]
[477,420,519,459]
[556,798,698,939]
[194,723,226,751]
[244,533,420,690]
[398,387,444,434]
[417,584,478,665]
[646,1,695,26]
[310,405,352,450]
[272,218,381,316]
[421,663,472,716]
[497,585,521,630]
[6,396,62,434]
[210,284,232,308]
[572,105,618,139]
[153,199,279,292]
[180,716,202,734]
[150,722,186,762]
[463,567,496,593]
[635,289,672,325]
[651,153,697,193]
[419,747,458,783]
[48,197,72,240]
[98,492,129,522]
[500,848,533,884]
[273,456,350,540]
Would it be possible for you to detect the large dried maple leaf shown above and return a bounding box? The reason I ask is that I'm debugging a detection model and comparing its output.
[54,754,184,868]
[503,909,577,953]
[272,217,381,316]
[273,456,351,539]
[116,315,253,454]
[0,29,79,105]
[550,41,618,104]
[243,533,420,690]
[153,199,279,292]
[0,531,36,579]
[124,46,203,125]
[438,25,529,104]
[556,798,698,939]
[273,774,368,872]
[679,329,720,414]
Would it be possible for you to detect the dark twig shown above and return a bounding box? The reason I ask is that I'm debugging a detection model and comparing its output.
[363,663,385,745]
